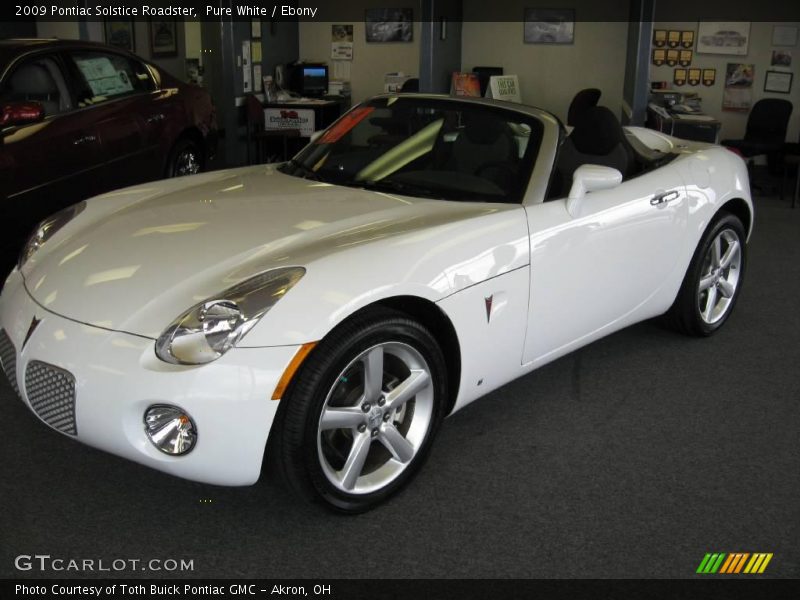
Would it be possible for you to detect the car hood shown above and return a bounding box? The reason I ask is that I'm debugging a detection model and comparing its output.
[22,166,510,338]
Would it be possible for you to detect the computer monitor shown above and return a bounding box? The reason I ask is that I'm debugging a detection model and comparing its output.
[301,64,328,97]
[472,66,504,97]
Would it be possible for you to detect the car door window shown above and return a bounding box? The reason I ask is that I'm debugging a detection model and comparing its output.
[68,51,154,107]
[0,54,72,117]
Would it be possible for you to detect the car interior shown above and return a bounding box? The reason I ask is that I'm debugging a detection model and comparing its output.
[3,57,72,117]
[546,106,677,200]
[293,101,543,203]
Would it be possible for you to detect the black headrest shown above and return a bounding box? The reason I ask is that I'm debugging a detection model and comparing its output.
[567,88,602,126]
[569,106,624,155]
[10,63,58,96]
[461,113,508,145]
[400,78,419,93]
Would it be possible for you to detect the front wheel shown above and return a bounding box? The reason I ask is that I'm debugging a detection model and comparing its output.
[270,307,448,513]
[666,211,747,336]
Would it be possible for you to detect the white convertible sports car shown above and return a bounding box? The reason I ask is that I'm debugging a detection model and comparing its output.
[0,95,751,512]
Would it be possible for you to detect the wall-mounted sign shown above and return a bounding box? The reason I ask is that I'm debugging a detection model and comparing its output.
[723,63,754,111]
[674,68,687,86]
[679,50,693,67]
[653,29,667,47]
[681,31,695,48]
[668,30,681,48]
[666,49,679,66]
[702,69,717,86]
[688,68,702,85]
[764,70,793,94]
[652,49,666,66]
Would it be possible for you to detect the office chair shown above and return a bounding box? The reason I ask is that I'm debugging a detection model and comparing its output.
[721,98,793,194]
[782,135,800,209]
[567,88,602,127]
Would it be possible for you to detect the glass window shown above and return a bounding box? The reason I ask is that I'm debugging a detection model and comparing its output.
[0,55,72,117]
[69,51,154,107]
[281,97,543,203]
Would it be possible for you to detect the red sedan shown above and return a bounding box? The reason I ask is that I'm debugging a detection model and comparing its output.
[0,38,217,271]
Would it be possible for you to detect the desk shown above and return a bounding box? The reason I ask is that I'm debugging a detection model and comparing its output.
[646,107,721,143]
[263,98,347,137]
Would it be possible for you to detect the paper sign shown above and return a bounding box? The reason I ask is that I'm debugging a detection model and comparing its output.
[264,107,316,137]
[487,75,521,103]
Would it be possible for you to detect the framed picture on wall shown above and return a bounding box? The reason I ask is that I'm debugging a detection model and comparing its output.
[365,8,413,43]
[772,25,798,47]
[524,8,575,44]
[764,71,793,94]
[696,22,750,56]
[104,19,134,52]
[149,19,178,57]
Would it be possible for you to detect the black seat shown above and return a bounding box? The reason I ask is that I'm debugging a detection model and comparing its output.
[549,106,634,198]
[722,98,792,194]
[567,88,602,127]
[782,134,800,208]
[448,112,517,191]
[399,78,419,93]
[8,63,61,117]
[721,98,793,158]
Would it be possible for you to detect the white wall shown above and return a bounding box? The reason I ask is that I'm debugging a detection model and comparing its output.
[184,20,201,60]
[460,21,630,124]
[651,22,800,142]
[299,21,420,104]
[35,21,80,39]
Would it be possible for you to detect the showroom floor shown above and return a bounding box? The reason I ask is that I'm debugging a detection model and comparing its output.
[0,190,798,579]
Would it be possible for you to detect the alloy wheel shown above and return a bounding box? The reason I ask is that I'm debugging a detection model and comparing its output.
[316,342,434,495]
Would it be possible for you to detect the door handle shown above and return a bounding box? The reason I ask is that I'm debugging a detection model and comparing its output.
[146,113,165,123]
[73,134,97,146]
[650,190,680,206]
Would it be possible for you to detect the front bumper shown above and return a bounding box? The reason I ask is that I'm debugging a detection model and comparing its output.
[0,269,298,486]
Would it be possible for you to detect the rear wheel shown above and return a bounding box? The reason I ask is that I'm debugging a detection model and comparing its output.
[666,212,746,336]
[271,307,447,513]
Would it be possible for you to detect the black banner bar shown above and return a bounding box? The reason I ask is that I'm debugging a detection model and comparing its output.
[2,0,800,23]
[4,579,800,600]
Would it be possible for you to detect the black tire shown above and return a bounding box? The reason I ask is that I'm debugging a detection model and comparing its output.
[665,211,747,336]
[268,306,448,513]
[166,138,203,178]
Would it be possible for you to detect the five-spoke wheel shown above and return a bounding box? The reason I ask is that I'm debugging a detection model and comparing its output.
[317,342,434,494]
[666,211,747,336]
[271,307,447,512]
[697,228,742,325]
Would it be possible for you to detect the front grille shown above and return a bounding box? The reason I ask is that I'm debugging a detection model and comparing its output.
[0,329,19,395]
[25,361,77,436]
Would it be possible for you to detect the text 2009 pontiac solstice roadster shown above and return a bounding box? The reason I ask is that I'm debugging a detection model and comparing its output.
[0,95,751,511]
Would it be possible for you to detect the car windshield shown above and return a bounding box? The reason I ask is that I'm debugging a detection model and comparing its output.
[280,96,544,203]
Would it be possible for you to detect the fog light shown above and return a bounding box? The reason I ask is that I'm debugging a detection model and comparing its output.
[144,405,197,455]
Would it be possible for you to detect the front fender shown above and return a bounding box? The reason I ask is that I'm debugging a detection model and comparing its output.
[239,206,530,347]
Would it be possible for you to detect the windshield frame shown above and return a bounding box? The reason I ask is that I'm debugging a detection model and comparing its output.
[280,95,546,205]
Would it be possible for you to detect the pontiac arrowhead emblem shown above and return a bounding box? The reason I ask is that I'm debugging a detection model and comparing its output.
[484,295,493,323]
[22,316,41,349]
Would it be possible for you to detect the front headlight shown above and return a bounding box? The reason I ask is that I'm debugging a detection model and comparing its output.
[155,266,306,365]
[18,201,87,269]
